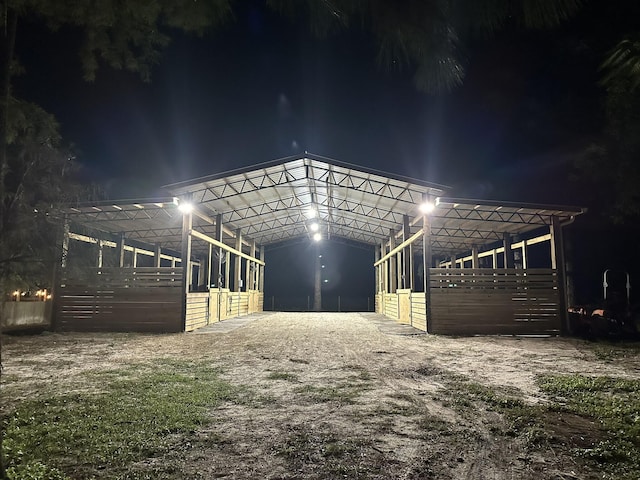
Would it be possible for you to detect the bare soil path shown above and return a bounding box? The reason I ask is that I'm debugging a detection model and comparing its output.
[3,312,640,479]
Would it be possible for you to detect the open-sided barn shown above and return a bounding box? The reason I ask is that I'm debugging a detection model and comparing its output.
[56,153,585,335]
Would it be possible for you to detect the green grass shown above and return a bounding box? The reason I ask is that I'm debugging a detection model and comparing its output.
[590,343,640,362]
[2,361,239,479]
[277,427,384,478]
[539,374,640,479]
[294,384,362,404]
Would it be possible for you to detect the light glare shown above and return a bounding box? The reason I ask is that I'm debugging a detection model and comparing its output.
[419,201,435,214]
[178,201,193,214]
[313,232,322,242]
[309,222,319,232]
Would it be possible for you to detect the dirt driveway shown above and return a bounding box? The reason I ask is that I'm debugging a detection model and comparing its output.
[3,312,640,479]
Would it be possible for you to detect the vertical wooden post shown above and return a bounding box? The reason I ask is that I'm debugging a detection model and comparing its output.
[61,219,70,268]
[450,255,456,269]
[154,244,162,268]
[551,216,569,335]
[402,215,411,289]
[374,248,380,293]
[234,229,242,292]
[249,240,256,289]
[207,244,213,289]
[259,246,265,292]
[51,217,70,331]
[214,214,223,287]
[180,207,193,332]
[389,229,397,293]
[503,233,514,269]
[423,213,432,333]
[472,246,479,269]
[97,241,103,268]
[132,248,138,268]
[492,249,498,269]
[116,233,125,268]
[225,251,231,289]
[521,239,528,269]
[409,243,415,290]
[380,242,387,293]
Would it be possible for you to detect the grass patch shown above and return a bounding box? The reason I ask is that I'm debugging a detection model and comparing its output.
[2,361,240,479]
[539,374,640,479]
[294,384,365,404]
[590,344,640,362]
[418,367,550,448]
[277,427,385,478]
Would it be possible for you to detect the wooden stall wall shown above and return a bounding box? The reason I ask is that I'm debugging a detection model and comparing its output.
[429,268,561,335]
[56,267,183,332]
[185,292,209,331]
[383,293,399,320]
[409,292,427,331]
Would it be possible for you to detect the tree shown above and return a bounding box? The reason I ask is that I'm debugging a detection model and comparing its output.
[574,24,640,221]
[575,79,640,222]
[268,0,582,93]
[1,0,233,214]
[1,3,234,477]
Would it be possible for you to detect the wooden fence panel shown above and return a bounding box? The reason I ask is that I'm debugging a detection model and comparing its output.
[56,267,183,332]
[429,268,560,335]
[383,293,398,319]
[410,292,427,331]
[185,292,209,331]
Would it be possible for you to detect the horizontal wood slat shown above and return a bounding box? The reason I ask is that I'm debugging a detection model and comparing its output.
[383,293,398,320]
[56,267,183,333]
[429,268,561,335]
[186,292,209,332]
[410,292,426,331]
[61,267,182,288]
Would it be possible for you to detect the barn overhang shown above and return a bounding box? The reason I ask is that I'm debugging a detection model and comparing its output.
[62,154,585,259]
[57,153,587,335]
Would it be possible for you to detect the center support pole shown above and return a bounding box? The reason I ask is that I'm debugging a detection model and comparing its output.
[313,247,322,311]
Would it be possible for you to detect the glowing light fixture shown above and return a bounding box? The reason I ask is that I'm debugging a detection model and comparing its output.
[306,207,317,219]
[419,201,435,214]
[309,222,319,232]
[313,232,322,242]
[178,201,193,214]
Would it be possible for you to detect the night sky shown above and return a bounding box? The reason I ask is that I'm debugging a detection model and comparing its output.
[13,0,640,306]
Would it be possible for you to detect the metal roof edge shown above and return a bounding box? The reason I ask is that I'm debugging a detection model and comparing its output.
[162,152,452,192]
[435,197,587,214]
[63,197,177,210]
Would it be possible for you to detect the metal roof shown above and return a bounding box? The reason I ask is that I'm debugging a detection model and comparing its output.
[64,154,585,257]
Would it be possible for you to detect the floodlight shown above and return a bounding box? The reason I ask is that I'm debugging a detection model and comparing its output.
[419,201,435,214]
[306,208,317,219]
[178,201,193,214]
[313,232,322,242]
[310,222,319,232]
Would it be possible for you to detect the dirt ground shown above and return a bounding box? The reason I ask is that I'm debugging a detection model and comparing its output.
[3,311,640,479]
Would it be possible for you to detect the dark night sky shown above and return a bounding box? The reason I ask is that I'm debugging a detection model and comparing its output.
[15,1,616,201]
[13,1,640,305]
